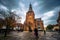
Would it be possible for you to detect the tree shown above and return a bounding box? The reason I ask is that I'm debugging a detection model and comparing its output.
[46,24,54,30]
[4,12,17,37]
[0,18,5,28]
[0,10,19,37]
[5,16,16,29]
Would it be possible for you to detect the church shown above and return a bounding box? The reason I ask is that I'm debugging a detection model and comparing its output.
[24,4,44,31]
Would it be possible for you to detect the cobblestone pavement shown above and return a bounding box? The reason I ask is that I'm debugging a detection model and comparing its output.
[0,31,60,40]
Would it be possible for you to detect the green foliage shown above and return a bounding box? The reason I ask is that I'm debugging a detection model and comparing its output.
[46,24,54,30]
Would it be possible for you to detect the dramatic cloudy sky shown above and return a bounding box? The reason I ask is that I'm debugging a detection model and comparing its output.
[0,0,60,27]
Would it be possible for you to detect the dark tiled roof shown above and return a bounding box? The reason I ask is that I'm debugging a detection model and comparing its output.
[35,18,42,21]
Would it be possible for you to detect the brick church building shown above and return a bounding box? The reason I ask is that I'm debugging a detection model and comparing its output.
[24,4,44,31]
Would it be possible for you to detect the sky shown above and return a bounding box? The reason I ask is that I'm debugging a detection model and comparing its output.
[0,0,60,27]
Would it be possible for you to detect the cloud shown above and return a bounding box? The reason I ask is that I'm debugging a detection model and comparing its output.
[42,11,55,20]
[0,4,8,11]
[19,2,25,8]
[11,2,28,24]
[0,4,10,18]
[0,0,20,9]
[0,14,5,19]
[44,20,56,27]
[33,2,39,7]
[38,0,60,13]
[41,10,55,27]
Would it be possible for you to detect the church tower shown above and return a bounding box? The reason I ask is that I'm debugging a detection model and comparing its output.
[24,3,44,31]
[24,4,35,31]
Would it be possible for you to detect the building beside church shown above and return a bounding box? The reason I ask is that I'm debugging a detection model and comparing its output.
[52,24,59,31]
[24,4,44,31]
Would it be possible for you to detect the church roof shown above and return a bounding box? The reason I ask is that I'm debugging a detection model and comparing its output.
[35,18,42,21]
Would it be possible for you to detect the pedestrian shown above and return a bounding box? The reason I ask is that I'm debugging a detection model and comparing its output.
[44,30,46,35]
[34,28,39,38]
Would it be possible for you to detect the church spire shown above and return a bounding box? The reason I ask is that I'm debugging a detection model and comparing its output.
[29,3,33,11]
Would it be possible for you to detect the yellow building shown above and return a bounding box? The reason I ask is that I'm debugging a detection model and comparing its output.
[24,4,44,31]
[52,24,59,31]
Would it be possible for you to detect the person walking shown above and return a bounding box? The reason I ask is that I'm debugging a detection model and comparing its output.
[34,28,39,38]
[44,30,46,35]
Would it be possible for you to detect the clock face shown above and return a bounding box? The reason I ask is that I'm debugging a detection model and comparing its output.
[29,16,32,18]
[28,16,32,19]
[28,16,32,20]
